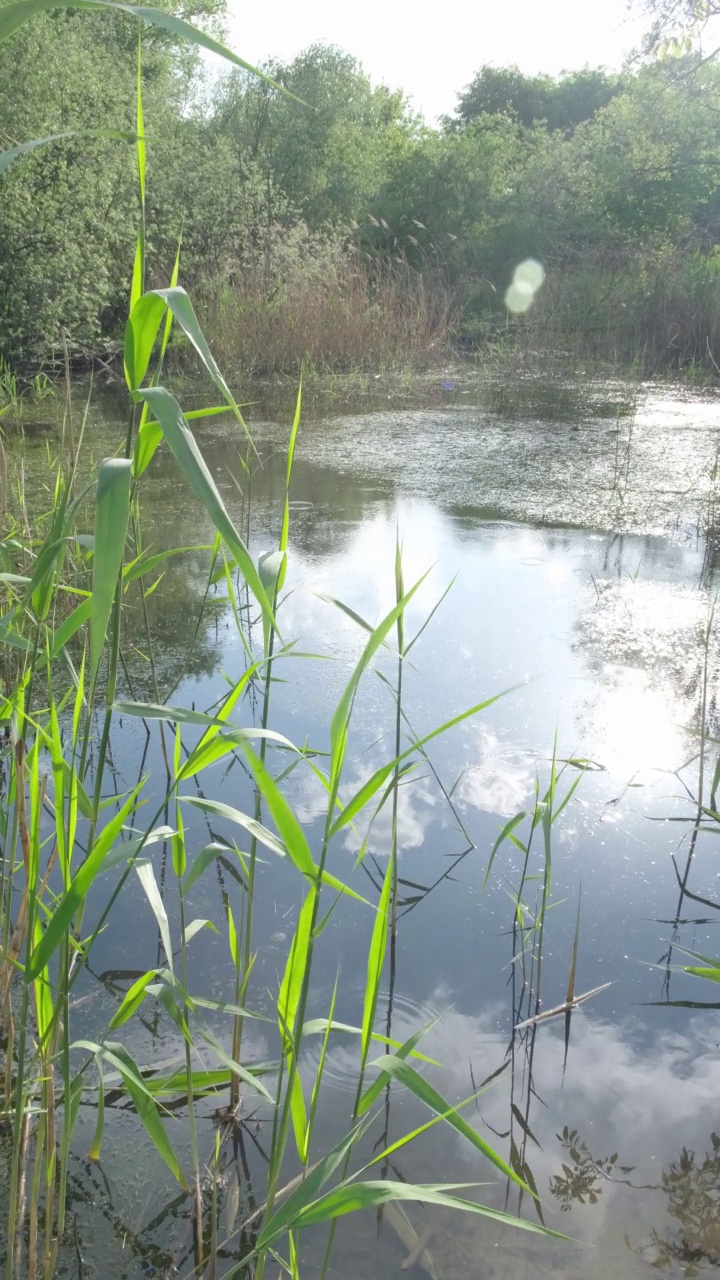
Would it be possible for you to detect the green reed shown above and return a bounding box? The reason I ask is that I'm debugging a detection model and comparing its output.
[0,7,570,1277]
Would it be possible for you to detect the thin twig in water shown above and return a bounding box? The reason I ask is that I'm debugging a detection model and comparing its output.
[514,983,612,1032]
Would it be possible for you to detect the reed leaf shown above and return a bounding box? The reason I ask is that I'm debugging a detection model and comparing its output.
[133,387,275,636]
[361,855,392,1065]
[278,891,315,1161]
[277,384,302,594]
[234,743,369,902]
[126,288,254,450]
[358,1023,438,1115]
[366,1055,530,1191]
[256,1117,370,1250]
[136,861,173,975]
[290,1180,565,1234]
[27,781,143,978]
[109,969,159,1030]
[0,130,135,175]
[0,0,290,90]
[91,459,132,677]
[101,1041,187,1189]
[330,692,504,838]
[182,842,246,894]
[87,1053,106,1161]
[329,573,427,797]
[180,797,287,859]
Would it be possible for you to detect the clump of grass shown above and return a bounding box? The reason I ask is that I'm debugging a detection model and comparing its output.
[200,237,453,377]
[0,355,55,426]
[503,244,720,373]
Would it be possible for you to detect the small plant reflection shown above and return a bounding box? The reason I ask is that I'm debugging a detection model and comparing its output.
[646,1135,720,1276]
[549,1126,634,1212]
[546,1125,720,1280]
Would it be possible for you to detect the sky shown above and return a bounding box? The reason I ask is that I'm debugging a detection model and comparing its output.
[224,0,651,122]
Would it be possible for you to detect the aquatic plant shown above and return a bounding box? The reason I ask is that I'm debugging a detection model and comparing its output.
[0,10,566,1277]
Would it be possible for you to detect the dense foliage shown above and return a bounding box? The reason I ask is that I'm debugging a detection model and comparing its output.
[3,3,720,371]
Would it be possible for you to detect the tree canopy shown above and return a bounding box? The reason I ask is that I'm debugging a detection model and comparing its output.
[3,15,720,369]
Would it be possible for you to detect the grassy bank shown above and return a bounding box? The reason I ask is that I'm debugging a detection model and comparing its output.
[7,241,720,391]
[199,240,452,377]
[502,247,720,372]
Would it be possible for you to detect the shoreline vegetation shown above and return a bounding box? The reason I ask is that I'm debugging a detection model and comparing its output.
[4,14,720,384]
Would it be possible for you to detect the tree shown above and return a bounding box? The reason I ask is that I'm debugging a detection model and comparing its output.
[0,0,241,362]
[449,65,623,134]
[638,0,720,53]
[213,44,417,228]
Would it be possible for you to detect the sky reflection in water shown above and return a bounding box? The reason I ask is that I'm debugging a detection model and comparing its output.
[14,377,720,1276]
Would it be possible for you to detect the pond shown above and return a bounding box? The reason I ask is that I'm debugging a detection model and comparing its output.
[6,369,720,1279]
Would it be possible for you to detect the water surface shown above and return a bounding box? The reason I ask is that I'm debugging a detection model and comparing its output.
[9,370,720,1279]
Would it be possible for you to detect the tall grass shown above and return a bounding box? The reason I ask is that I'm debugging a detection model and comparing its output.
[0,10,564,1279]
[504,244,720,371]
[201,239,453,377]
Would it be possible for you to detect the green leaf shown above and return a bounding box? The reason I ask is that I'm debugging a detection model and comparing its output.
[183,842,246,895]
[101,1041,187,1189]
[180,796,287,859]
[133,387,275,638]
[232,739,368,903]
[183,918,215,946]
[0,0,292,94]
[135,38,146,207]
[483,811,528,890]
[91,459,132,677]
[685,966,720,984]
[140,1068,232,1098]
[124,292,166,389]
[199,1032,274,1103]
[51,597,92,658]
[88,1053,105,1161]
[277,383,302,593]
[256,1116,371,1249]
[109,969,159,1030]
[114,700,235,726]
[123,546,210,585]
[278,892,315,1162]
[361,856,392,1064]
[301,1019,438,1066]
[307,979,338,1144]
[156,983,191,1043]
[99,824,174,874]
[329,574,428,797]
[330,693,505,838]
[136,861,173,974]
[291,1180,566,1235]
[27,783,143,978]
[231,742,316,878]
[128,288,255,449]
[134,405,227,478]
[367,1055,530,1191]
[358,1024,439,1115]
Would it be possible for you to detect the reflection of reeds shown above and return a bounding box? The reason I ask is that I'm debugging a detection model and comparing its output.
[483,753,595,1226]
[653,598,720,1003]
